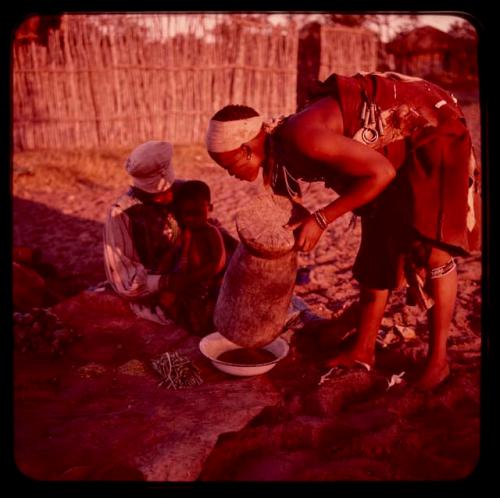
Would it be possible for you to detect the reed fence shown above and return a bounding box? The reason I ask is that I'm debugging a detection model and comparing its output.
[13,14,377,151]
[318,25,378,80]
[13,14,298,150]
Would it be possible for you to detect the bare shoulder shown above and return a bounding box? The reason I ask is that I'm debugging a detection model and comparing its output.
[284,97,343,136]
[279,97,344,156]
[278,98,393,176]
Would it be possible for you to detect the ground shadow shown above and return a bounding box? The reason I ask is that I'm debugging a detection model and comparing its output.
[13,196,106,296]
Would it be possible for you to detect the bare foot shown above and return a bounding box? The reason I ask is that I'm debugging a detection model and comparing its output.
[325,348,375,370]
[414,362,450,390]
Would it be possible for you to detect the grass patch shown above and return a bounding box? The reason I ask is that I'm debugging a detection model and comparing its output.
[12,144,214,192]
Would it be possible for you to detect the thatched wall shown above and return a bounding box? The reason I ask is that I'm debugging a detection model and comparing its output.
[12,14,298,150]
[386,26,478,87]
[297,23,378,108]
[13,15,379,151]
[318,25,378,80]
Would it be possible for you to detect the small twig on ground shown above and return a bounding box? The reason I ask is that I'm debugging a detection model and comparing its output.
[151,351,203,390]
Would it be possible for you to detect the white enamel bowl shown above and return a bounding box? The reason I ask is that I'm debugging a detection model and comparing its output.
[199,332,290,376]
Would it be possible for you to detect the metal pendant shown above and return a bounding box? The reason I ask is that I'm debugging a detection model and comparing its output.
[355,98,385,146]
[361,127,379,144]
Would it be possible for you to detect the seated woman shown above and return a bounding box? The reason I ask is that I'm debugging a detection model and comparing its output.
[103,140,182,324]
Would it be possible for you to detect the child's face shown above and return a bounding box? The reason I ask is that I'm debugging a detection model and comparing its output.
[178,199,211,229]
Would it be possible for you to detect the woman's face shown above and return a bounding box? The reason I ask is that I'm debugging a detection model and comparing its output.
[209,146,262,182]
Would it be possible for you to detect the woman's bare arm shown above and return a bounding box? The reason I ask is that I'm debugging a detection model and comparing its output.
[291,121,396,222]
[284,103,396,251]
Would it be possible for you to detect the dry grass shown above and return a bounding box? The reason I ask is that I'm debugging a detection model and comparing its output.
[13,148,130,192]
[12,144,213,194]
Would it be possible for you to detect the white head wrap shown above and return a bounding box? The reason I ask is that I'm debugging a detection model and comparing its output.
[125,140,175,193]
[206,115,264,153]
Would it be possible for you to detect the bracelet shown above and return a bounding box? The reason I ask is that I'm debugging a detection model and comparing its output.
[312,209,329,230]
[317,208,329,227]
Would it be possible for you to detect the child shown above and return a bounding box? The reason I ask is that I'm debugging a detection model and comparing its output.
[158,180,227,334]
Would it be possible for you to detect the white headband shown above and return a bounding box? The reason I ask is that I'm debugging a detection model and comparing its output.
[206,115,264,153]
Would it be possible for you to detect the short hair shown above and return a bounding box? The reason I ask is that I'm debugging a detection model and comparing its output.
[211,104,259,122]
[175,180,211,204]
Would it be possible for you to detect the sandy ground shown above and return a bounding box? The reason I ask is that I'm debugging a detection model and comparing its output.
[12,102,483,482]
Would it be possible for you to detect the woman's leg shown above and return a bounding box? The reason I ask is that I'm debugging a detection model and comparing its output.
[415,247,456,389]
[326,285,389,368]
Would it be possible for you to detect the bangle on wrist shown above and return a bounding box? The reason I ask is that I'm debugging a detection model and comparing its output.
[312,209,328,230]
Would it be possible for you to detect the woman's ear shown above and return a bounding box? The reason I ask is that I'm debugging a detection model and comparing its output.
[242,144,252,161]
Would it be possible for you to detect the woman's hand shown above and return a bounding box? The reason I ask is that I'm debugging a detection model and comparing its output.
[287,215,325,252]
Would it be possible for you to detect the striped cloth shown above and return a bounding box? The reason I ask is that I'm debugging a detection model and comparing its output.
[103,191,177,324]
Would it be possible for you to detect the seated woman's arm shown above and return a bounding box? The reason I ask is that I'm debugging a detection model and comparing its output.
[103,206,163,299]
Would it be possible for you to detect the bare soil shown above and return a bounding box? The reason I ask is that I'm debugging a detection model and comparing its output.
[12,102,483,482]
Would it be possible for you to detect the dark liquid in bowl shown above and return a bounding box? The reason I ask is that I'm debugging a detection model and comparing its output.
[217,348,277,365]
